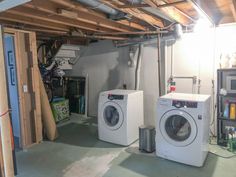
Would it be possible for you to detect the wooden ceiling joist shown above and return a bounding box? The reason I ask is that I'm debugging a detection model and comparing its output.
[0,0,234,40]
[24,0,144,32]
[232,0,236,11]
[231,0,236,21]
[49,0,107,19]
[0,20,68,35]
[144,0,194,25]
[100,0,164,28]
[118,20,149,31]
[186,0,215,24]
[0,12,70,32]
[7,7,111,32]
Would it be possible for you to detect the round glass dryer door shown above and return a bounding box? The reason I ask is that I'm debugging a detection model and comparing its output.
[101,102,124,131]
[159,110,197,147]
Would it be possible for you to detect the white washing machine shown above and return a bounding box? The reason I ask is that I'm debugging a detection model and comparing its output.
[156,93,211,167]
[98,89,144,146]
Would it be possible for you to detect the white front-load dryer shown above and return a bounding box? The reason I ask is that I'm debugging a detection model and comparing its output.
[156,93,211,167]
[98,89,144,146]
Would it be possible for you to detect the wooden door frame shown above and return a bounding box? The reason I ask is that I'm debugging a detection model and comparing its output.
[0,25,14,177]
[4,28,42,149]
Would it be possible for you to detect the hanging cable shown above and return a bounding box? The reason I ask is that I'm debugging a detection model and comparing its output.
[0,109,11,118]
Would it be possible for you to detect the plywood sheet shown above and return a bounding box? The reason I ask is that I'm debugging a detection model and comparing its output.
[39,72,58,141]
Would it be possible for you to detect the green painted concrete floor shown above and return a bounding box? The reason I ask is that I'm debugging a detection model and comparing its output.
[16,117,236,177]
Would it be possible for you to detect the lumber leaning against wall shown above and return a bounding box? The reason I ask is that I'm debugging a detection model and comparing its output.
[0,25,14,177]
[4,28,42,148]
[39,70,58,141]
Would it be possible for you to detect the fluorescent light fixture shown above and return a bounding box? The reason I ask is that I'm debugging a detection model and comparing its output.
[0,0,31,12]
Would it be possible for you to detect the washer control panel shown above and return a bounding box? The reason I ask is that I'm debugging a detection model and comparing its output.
[108,94,124,100]
[172,100,198,108]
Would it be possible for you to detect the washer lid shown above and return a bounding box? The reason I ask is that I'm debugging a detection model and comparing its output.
[101,101,124,131]
[160,109,197,147]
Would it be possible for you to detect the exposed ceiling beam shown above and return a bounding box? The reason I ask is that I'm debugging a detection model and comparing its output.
[118,0,187,9]
[0,12,70,31]
[53,0,150,30]
[232,0,236,10]
[49,0,107,19]
[24,0,139,32]
[46,0,146,31]
[7,7,111,32]
[186,0,215,25]
[0,19,68,34]
[100,0,164,28]
[118,20,148,31]
[231,0,236,21]
[144,0,194,25]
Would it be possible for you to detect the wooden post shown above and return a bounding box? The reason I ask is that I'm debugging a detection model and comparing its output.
[0,26,14,177]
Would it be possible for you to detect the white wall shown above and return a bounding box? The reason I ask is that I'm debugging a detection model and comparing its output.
[66,40,135,117]
[66,40,162,126]
[66,24,236,128]
[165,24,236,134]
[140,42,160,126]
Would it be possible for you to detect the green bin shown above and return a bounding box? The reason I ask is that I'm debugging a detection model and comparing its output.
[51,99,69,123]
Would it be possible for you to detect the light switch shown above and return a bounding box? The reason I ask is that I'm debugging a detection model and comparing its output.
[23,84,28,93]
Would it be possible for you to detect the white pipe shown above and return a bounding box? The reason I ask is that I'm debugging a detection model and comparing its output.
[85,74,89,118]
[135,44,143,90]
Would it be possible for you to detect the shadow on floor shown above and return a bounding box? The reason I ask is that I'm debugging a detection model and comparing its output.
[117,151,217,177]
[55,122,122,149]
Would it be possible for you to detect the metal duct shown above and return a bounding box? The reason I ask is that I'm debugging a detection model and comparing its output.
[173,23,183,39]
[126,0,174,23]
[75,0,119,15]
[0,0,31,12]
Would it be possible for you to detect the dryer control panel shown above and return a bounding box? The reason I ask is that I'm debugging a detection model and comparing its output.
[172,100,198,108]
[108,94,124,100]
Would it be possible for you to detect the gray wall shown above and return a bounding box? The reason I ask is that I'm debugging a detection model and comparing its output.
[66,39,164,126]
[67,24,236,130]
[140,40,165,126]
[66,40,135,117]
